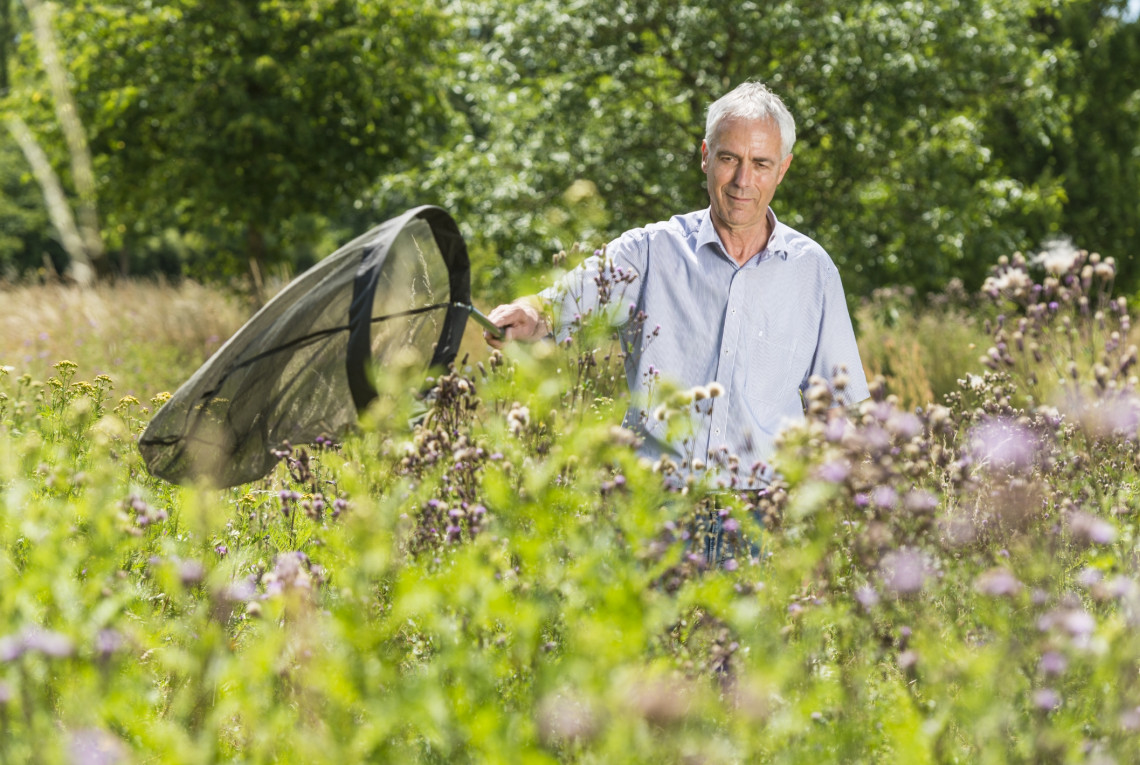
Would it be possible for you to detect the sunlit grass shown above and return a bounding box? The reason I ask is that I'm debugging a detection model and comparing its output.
[0,279,250,397]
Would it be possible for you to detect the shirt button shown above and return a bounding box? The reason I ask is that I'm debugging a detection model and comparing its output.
[714,428,721,435]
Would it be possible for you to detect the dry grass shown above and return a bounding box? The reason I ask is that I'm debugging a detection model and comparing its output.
[1,277,980,412]
[855,287,992,410]
[0,279,250,398]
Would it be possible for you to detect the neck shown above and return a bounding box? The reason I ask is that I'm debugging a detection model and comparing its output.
[713,215,772,267]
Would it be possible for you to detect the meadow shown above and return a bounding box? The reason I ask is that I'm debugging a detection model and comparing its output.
[2,244,1140,764]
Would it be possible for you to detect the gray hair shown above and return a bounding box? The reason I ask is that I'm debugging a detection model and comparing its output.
[704,81,796,159]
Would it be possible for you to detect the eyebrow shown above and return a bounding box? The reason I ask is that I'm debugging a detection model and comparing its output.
[717,149,775,165]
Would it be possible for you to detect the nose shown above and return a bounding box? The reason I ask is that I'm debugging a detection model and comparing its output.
[732,161,754,189]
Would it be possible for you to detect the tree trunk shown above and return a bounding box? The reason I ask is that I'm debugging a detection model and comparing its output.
[247,224,266,306]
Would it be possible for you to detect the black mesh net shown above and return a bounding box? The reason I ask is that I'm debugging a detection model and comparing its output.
[139,206,471,487]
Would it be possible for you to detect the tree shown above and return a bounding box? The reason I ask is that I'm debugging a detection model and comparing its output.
[388,0,1092,298]
[994,0,1140,285]
[6,0,105,285]
[6,0,460,288]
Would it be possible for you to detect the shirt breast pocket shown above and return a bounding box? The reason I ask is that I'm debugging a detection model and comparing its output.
[746,335,800,407]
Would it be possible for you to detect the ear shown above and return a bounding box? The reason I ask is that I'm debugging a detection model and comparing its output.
[776,153,793,185]
[700,139,709,173]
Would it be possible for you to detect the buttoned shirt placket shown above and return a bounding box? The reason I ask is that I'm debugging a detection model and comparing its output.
[706,246,769,463]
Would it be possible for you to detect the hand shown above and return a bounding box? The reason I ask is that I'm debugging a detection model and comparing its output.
[484,301,548,348]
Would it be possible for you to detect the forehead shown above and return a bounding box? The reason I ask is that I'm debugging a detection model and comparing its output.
[708,116,782,157]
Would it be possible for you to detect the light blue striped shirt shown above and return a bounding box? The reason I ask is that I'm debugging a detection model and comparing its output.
[542,207,870,488]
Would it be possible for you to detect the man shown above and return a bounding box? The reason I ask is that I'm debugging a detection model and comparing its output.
[486,81,869,489]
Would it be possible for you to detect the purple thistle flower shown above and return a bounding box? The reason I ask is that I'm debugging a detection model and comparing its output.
[95,629,124,660]
[872,485,898,509]
[823,417,846,442]
[221,577,258,604]
[816,460,850,483]
[68,728,129,765]
[0,634,24,663]
[1062,609,1096,638]
[1077,567,1104,588]
[1070,512,1117,545]
[179,559,206,587]
[21,627,75,659]
[974,567,1023,597]
[969,418,1040,471]
[1038,651,1067,677]
[1033,688,1061,711]
[855,585,880,609]
[879,549,928,595]
[903,490,939,514]
[862,425,892,452]
[886,412,923,440]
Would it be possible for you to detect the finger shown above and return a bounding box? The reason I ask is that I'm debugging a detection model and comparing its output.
[483,329,505,349]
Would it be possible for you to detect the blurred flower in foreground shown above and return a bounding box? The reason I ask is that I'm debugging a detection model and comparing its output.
[975,567,1023,597]
[854,585,880,610]
[879,549,929,595]
[1033,688,1062,712]
[1038,651,1067,677]
[969,418,1040,471]
[1061,390,1140,440]
[1069,511,1118,546]
[68,727,129,765]
[535,689,600,747]
[0,626,75,662]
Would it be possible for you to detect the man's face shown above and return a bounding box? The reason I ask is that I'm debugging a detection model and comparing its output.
[701,116,793,237]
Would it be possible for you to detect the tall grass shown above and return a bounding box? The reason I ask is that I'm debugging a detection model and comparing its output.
[0,279,249,397]
[2,245,1139,762]
[855,282,991,410]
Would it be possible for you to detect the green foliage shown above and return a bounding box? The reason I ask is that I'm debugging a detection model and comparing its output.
[0,136,65,278]
[393,0,1086,296]
[5,240,1140,761]
[3,0,461,279]
[1,0,1137,296]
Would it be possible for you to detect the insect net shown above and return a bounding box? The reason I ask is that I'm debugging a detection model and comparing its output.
[139,206,470,488]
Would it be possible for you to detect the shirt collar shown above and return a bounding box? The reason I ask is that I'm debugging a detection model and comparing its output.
[697,207,790,264]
